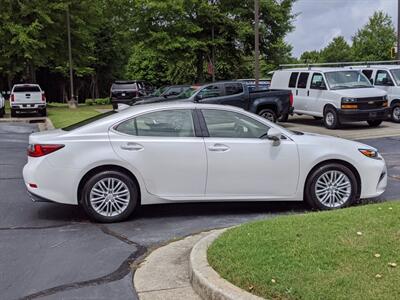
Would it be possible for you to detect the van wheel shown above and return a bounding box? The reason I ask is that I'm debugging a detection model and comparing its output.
[391,104,400,123]
[258,108,277,123]
[81,170,139,223]
[305,163,357,210]
[323,107,340,129]
[367,120,382,127]
[10,108,17,118]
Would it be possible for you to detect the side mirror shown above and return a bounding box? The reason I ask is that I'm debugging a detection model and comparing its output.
[267,128,281,146]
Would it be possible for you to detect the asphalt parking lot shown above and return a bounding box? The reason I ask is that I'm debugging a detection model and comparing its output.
[1,120,399,300]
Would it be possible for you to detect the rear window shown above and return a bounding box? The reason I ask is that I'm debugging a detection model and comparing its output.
[63,111,117,131]
[225,83,243,95]
[297,72,309,89]
[288,72,299,88]
[13,86,41,93]
[112,83,137,90]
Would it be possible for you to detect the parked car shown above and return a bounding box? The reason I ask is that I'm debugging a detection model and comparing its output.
[110,80,154,109]
[0,92,5,117]
[347,65,400,123]
[10,84,47,117]
[270,68,390,129]
[134,85,192,105]
[23,102,387,222]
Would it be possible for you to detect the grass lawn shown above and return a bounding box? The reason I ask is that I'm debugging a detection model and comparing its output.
[47,103,112,128]
[208,202,400,300]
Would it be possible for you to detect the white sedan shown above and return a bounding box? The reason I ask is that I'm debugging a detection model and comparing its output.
[23,103,387,222]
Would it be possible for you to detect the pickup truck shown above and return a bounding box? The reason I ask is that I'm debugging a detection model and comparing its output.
[137,81,293,122]
[10,84,47,117]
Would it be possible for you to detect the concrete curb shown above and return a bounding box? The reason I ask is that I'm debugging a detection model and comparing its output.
[190,228,263,300]
[38,117,54,131]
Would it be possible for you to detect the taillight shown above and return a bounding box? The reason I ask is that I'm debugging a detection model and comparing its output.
[289,93,294,106]
[42,93,46,102]
[10,94,15,102]
[28,144,64,157]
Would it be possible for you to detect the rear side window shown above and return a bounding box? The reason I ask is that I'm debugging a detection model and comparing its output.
[13,86,41,92]
[197,85,223,99]
[288,72,299,88]
[297,72,309,89]
[225,83,243,95]
[115,109,195,137]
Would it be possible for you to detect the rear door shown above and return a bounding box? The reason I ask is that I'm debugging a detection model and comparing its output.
[295,72,310,112]
[13,85,42,104]
[109,108,207,198]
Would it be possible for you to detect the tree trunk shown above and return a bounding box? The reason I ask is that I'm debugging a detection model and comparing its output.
[195,51,204,83]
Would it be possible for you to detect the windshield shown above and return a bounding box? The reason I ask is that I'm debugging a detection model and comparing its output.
[325,71,372,90]
[177,87,198,99]
[152,86,167,96]
[390,69,400,86]
[111,83,137,90]
[63,111,117,131]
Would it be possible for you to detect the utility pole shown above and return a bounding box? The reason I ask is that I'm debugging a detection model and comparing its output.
[254,0,260,90]
[398,0,400,60]
[66,5,76,107]
[211,25,216,82]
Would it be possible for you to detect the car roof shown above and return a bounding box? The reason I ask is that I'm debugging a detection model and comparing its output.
[348,65,400,70]
[13,83,40,87]
[277,67,357,72]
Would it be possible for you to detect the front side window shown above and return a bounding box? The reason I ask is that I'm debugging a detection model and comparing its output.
[375,70,394,86]
[115,109,195,137]
[390,69,400,86]
[297,72,309,89]
[310,73,326,89]
[197,85,223,99]
[325,71,372,90]
[225,83,243,95]
[202,109,270,139]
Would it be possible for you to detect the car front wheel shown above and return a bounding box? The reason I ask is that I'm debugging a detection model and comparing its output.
[81,170,138,223]
[391,104,400,123]
[305,163,357,210]
[258,108,277,123]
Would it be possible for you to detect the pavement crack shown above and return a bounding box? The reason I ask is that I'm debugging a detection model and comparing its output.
[0,223,88,231]
[96,224,137,245]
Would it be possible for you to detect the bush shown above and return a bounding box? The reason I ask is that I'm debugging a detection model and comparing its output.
[85,99,94,106]
[85,98,110,105]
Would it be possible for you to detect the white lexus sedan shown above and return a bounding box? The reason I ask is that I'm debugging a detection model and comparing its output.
[23,103,387,222]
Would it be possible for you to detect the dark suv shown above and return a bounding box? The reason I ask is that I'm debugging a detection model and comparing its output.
[110,80,154,109]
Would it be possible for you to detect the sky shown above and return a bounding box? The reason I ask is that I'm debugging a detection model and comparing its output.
[286,0,398,57]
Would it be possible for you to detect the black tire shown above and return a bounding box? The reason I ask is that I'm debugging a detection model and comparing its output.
[278,113,289,122]
[258,108,277,123]
[40,108,47,117]
[313,116,323,120]
[323,107,340,129]
[390,104,400,123]
[367,120,382,127]
[81,170,139,223]
[112,102,118,110]
[0,106,4,118]
[305,163,357,210]
[10,108,17,118]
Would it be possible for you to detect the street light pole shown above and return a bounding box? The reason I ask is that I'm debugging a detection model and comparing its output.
[254,0,260,90]
[66,5,76,107]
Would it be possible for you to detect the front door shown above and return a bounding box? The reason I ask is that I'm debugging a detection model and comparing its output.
[200,109,299,198]
[109,109,207,198]
[308,72,327,115]
[295,72,310,113]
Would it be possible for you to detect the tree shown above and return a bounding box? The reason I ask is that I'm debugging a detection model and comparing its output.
[352,11,396,61]
[321,36,352,62]
[299,50,322,64]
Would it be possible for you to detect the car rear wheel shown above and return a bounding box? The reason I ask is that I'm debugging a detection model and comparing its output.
[323,107,340,129]
[278,113,289,122]
[258,108,277,123]
[305,163,357,210]
[367,120,382,127]
[391,104,400,123]
[10,108,17,118]
[81,170,138,223]
[40,108,47,117]
[0,107,4,117]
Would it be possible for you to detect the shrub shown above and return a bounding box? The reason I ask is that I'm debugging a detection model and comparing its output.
[85,99,94,106]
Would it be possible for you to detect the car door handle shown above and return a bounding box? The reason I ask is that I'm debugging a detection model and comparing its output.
[120,143,144,151]
[208,144,230,152]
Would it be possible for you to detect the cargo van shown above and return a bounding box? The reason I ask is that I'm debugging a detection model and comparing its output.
[348,65,400,123]
[270,68,390,129]
[10,84,46,117]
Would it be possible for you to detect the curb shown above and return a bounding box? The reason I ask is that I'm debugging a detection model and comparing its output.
[190,228,263,300]
[38,117,54,131]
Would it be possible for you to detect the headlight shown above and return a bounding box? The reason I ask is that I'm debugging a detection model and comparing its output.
[342,97,357,103]
[359,148,381,159]
[383,95,388,101]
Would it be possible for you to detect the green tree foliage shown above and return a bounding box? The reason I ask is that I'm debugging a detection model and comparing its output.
[321,36,352,62]
[352,11,396,61]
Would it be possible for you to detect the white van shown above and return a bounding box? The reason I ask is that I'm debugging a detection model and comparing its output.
[10,84,47,117]
[270,68,390,129]
[348,65,400,123]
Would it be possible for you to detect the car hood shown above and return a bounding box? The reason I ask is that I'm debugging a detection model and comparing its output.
[292,131,377,151]
[331,88,386,98]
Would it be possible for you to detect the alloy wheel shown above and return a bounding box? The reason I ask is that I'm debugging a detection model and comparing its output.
[325,112,335,126]
[315,170,351,208]
[393,106,400,122]
[89,177,130,217]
